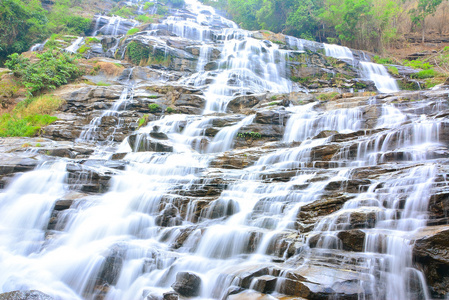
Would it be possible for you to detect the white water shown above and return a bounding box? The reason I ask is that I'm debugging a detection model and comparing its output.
[360,61,399,93]
[324,43,354,60]
[65,37,84,53]
[1,0,446,299]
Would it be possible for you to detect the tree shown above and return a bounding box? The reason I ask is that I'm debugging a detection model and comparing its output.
[409,0,446,43]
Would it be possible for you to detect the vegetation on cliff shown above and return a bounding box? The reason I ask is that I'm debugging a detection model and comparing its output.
[0,0,92,65]
[201,0,449,53]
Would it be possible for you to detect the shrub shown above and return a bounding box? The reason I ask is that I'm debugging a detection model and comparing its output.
[165,107,174,113]
[127,41,150,65]
[404,60,433,70]
[411,69,438,79]
[5,51,82,95]
[317,92,339,101]
[148,103,160,112]
[237,131,261,145]
[0,113,57,137]
[136,15,153,23]
[373,55,395,65]
[138,114,149,127]
[143,2,155,10]
[388,66,399,75]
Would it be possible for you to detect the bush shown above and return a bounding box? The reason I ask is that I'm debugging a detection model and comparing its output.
[373,55,395,65]
[411,69,438,79]
[165,107,174,113]
[0,113,57,137]
[5,50,82,95]
[136,15,153,23]
[148,103,161,112]
[237,131,261,145]
[404,60,433,70]
[127,41,150,65]
[317,92,340,101]
[388,66,399,75]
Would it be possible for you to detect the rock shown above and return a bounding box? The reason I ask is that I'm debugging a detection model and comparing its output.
[239,267,269,288]
[413,225,449,298]
[162,292,178,300]
[337,230,366,252]
[254,110,289,125]
[0,290,53,300]
[128,134,174,152]
[171,272,202,297]
[227,94,266,113]
[278,278,311,298]
[251,275,277,294]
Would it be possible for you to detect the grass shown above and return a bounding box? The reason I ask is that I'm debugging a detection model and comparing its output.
[388,66,399,75]
[127,28,140,35]
[96,81,111,86]
[0,95,63,137]
[165,107,174,114]
[317,92,340,101]
[411,69,438,79]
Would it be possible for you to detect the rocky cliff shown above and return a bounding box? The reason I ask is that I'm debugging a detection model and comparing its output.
[0,0,449,300]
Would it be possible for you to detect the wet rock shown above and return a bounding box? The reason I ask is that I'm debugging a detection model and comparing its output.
[252,275,277,294]
[128,133,174,152]
[171,272,202,297]
[254,110,289,125]
[278,278,311,298]
[239,267,269,288]
[227,94,266,113]
[156,204,182,227]
[413,225,449,298]
[0,290,53,300]
[162,291,178,300]
[313,130,338,139]
[337,230,366,252]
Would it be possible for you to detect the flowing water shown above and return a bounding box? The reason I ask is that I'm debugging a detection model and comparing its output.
[1,0,448,299]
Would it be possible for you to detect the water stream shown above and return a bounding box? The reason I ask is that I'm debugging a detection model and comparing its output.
[0,0,447,299]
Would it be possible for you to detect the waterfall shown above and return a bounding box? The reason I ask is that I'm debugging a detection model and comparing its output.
[1,0,448,299]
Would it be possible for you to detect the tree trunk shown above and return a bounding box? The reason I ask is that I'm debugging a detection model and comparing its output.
[422,18,425,44]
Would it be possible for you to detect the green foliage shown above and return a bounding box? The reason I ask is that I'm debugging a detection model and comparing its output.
[136,15,153,23]
[112,6,136,18]
[237,131,262,145]
[373,55,395,65]
[317,92,340,101]
[165,107,174,113]
[86,37,101,44]
[409,0,444,42]
[388,66,399,75]
[138,114,149,127]
[143,2,155,10]
[0,113,57,137]
[148,103,161,112]
[77,44,91,54]
[127,41,150,65]
[0,0,92,65]
[156,5,169,15]
[96,81,111,86]
[6,50,82,95]
[410,69,438,79]
[404,60,433,70]
[127,28,140,35]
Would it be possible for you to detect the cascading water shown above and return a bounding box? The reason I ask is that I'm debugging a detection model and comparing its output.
[2,0,449,299]
[360,61,399,93]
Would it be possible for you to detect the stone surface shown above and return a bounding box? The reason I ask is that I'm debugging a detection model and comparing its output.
[171,272,202,297]
[0,291,53,300]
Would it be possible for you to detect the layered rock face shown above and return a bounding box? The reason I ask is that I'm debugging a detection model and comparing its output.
[1,0,449,300]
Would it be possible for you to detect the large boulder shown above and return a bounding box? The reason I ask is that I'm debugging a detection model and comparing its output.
[227,94,266,113]
[171,272,202,297]
[413,225,449,298]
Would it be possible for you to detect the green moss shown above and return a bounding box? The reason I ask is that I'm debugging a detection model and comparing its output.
[127,41,150,65]
[127,28,140,35]
[96,81,111,86]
